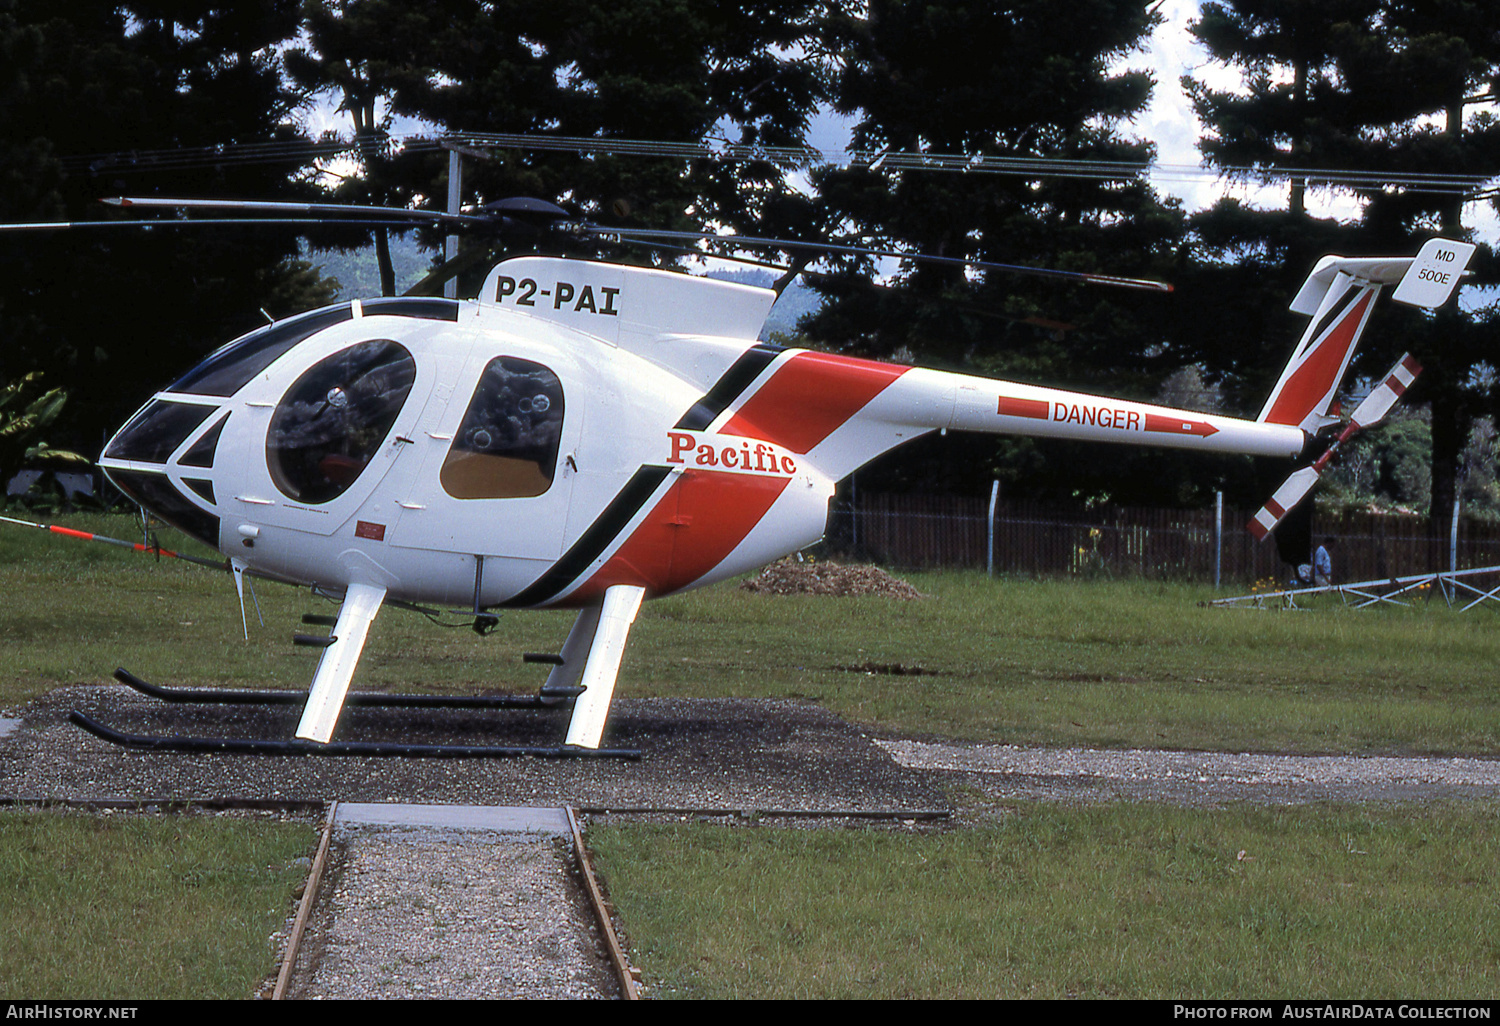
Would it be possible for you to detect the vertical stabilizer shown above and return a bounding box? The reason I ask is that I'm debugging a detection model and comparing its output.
[1258,273,1381,432]
[1258,241,1474,434]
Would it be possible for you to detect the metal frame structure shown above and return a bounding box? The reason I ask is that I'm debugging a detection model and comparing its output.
[1212,564,1500,612]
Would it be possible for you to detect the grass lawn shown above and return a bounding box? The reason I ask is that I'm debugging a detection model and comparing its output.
[588,803,1500,1000]
[4,511,1499,998]
[0,810,314,999]
[4,512,1499,757]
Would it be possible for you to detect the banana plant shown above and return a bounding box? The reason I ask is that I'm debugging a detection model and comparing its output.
[0,373,92,508]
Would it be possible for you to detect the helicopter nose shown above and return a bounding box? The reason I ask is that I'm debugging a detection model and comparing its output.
[99,398,227,550]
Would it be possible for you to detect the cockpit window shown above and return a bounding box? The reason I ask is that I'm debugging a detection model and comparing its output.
[178,412,229,469]
[441,357,565,499]
[267,339,417,505]
[106,469,221,550]
[103,400,215,463]
[166,305,355,397]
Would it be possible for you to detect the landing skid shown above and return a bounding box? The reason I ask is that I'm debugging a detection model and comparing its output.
[70,711,641,759]
[72,667,641,759]
[112,668,585,708]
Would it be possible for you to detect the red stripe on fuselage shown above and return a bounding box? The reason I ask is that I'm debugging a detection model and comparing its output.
[567,469,791,603]
[719,351,908,453]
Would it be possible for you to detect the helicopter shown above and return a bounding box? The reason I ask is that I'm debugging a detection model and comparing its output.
[3,197,1477,757]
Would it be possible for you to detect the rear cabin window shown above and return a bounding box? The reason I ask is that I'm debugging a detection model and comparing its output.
[267,339,417,504]
[441,357,565,499]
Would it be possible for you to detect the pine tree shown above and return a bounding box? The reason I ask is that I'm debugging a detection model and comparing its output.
[288,0,830,293]
[797,0,1192,500]
[0,0,338,454]
[1185,0,1500,554]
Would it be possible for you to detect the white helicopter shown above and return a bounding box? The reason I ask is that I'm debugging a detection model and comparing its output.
[4,197,1476,756]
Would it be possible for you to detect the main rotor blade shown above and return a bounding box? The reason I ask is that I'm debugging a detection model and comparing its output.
[0,217,427,232]
[102,196,490,227]
[576,223,1175,293]
[4,194,1173,293]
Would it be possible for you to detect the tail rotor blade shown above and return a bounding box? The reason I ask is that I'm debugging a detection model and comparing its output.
[1349,354,1420,430]
[1248,467,1322,541]
[1249,353,1423,541]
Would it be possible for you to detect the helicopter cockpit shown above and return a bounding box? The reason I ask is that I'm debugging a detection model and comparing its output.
[98,296,462,551]
[99,398,224,548]
[266,338,417,505]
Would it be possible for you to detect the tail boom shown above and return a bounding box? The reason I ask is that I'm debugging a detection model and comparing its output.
[789,363,1305,482]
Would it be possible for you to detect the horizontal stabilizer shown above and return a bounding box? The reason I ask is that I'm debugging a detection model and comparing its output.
[1392,239,1476,309]
[295,582,387,744]
[1289,240,1474,315]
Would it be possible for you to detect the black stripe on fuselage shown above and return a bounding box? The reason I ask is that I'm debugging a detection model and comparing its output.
[674,343,783,431]
[501,465,671,608]
[504,342,784,607]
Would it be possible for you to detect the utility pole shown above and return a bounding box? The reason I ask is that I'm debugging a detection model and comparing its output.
[445,148,462,299]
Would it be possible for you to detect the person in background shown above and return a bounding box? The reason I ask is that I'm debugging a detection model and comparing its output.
[1314,537,1336,587]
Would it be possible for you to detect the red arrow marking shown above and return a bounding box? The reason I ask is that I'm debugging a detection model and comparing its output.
[998,396,1050,419]
[1143,413,1219,438]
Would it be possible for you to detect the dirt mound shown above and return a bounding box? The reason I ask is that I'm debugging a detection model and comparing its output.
[740,560,927,599]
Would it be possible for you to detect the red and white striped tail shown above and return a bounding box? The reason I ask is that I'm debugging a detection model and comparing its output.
[1257,277,1380,433]
[1257,241,1471,436]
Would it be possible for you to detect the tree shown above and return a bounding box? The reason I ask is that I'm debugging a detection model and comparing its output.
[1184,0,1500,558]
[0,372,89,505]
[797,0,1194,501]
[289,0,831,295]
[0,0,338,454]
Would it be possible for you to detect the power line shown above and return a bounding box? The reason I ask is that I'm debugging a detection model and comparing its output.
[54,130,1499,198]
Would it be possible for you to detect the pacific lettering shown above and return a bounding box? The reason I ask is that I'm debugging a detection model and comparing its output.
[665,430,797,476]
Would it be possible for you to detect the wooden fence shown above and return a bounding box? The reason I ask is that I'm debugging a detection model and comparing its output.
[828,491,1500,586]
